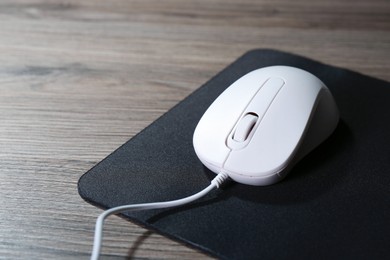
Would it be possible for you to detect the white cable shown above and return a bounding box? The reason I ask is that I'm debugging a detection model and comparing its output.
[91,172,229,260]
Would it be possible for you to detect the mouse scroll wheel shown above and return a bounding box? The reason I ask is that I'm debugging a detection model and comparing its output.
[233,113,258,142]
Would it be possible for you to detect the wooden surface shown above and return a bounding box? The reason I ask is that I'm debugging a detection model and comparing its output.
[0,0,389,259]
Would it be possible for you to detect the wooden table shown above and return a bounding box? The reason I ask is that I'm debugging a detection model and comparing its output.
[1,0,389,259]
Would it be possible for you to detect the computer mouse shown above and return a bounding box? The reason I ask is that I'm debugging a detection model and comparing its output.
[193,66,339,186]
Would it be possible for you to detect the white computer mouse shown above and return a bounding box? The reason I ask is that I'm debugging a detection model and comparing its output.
[193,66,339,186]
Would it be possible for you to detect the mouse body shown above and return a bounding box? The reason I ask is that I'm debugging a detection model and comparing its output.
[193,66,339,186]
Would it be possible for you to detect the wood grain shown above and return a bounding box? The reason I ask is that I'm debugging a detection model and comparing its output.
[0,0,389,259]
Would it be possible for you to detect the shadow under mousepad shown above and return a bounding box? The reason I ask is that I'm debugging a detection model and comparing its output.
[78,49,390,259]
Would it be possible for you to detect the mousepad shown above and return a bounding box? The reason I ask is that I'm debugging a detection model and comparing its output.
[78,49,390,259]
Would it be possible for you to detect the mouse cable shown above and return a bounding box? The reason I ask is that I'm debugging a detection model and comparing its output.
[91,171,229,260]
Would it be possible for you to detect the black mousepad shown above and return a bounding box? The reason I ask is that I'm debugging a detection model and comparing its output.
[78,49,390,259]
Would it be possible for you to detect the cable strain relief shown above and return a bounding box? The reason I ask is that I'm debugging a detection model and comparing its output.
[211,171,229,188]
